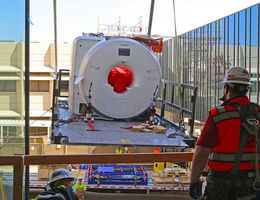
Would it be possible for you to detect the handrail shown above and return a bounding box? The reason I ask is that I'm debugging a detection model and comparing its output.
[0,155,23,165]
[0,152,194,199]
[0,155,24,200]
[158,79,197,137]
[23,152,193,165]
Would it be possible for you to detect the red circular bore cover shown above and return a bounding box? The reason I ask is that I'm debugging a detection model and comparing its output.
[107,66,133,93]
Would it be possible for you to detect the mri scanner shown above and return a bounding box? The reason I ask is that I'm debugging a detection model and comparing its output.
[52,35,196,147]
[69,36,162,119]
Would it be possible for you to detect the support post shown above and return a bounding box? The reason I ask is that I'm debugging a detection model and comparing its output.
[148,0,155,37]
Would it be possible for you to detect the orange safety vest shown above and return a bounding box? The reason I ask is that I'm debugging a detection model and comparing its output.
[208,97,260,171]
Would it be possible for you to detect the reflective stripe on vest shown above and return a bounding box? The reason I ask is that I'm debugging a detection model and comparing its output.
[209,152,259,162]
[212,110,240,123]
[57,185,66,189]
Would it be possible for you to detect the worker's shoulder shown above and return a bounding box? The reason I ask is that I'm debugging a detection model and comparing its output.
[210,101,260,117]
[37,192,64,200]
[209,105,227,116]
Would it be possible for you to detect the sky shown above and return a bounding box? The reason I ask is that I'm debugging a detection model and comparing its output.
[27,0,260,42]
[0,0,25,41]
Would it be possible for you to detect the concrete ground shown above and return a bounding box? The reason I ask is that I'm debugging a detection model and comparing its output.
[30,190,192,200]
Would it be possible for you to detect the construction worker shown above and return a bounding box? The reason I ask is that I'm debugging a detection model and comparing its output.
[74,177,86,200]
[0,171,6,200]
[115,147,122,154]
[190,66,260,200]
[33,168,80,200]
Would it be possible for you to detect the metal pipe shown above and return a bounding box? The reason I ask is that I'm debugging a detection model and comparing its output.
[233,14,236,66]
[214,22,217,106]
[24,0,30,199]
[245,9,247,68]
[206,25,209,113]
[217,21,220,104]
[189,32,191,85]
[249,7,252,99]
[194,30,196,87]
[227,16,229,68]
[51,0,58,137]
[147,0,155,37]
[199,28,202,120]
[223,17,226,75]
[202,26,205,120]
[53,0,58,74]
[257,4,260,103]
[173,0,177,37]
[209,24,212,108]
[237,12,240,66]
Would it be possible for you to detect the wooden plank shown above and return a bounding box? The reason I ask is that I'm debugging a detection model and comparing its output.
[13,158,23,200]
[24,153,193,165]
[0,156,23,165]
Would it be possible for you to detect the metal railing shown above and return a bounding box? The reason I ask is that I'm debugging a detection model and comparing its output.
[0,152,193,199]
[157,79,197,136]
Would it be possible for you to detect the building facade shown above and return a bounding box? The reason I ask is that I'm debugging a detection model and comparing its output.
[161,3,260,122]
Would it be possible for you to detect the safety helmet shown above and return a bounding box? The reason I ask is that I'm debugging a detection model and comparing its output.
[49,168,75,184]
[221,66,253,87]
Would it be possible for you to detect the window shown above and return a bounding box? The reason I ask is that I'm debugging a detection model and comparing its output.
[3,126,18,137]
[30,127,47,135]
[30,80,49,92]
[0,80,16,92]
[0,72,17,76]
[60,80,68,92]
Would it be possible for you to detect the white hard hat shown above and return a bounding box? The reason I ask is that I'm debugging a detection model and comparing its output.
[221,66,253,87]
[49,168,75,184]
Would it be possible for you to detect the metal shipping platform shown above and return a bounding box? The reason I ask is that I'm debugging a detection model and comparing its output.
[52,103,189,147]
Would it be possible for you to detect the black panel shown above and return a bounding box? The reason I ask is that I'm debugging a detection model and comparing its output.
[118,48,130,56]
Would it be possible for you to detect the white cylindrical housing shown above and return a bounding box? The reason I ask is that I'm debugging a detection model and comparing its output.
[78,38,161,119]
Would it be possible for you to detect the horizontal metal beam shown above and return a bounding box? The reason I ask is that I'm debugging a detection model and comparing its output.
[0,152,193,199]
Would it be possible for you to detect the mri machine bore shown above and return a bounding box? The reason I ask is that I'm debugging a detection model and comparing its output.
[69,37,162,120]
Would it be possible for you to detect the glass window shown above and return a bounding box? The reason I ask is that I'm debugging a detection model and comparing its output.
[60,80,68,91]
[235,12,239,65]
[203,25,209,119]
[195,28,200,86]
[178,4,259,120]
[218,19,225,105]
[229,14,235,66]
[250,5,258,102]
[219,19,225,78]
[246,8,250,71]
[239,10,245,67]
[3,126,17,137]
[0,6,26,199]
[0,72,17,76]
[0,80,16,92]
[190,30,195,86]
[30,80,49,92]
[211,22,217,107]
[224,17,230,70]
